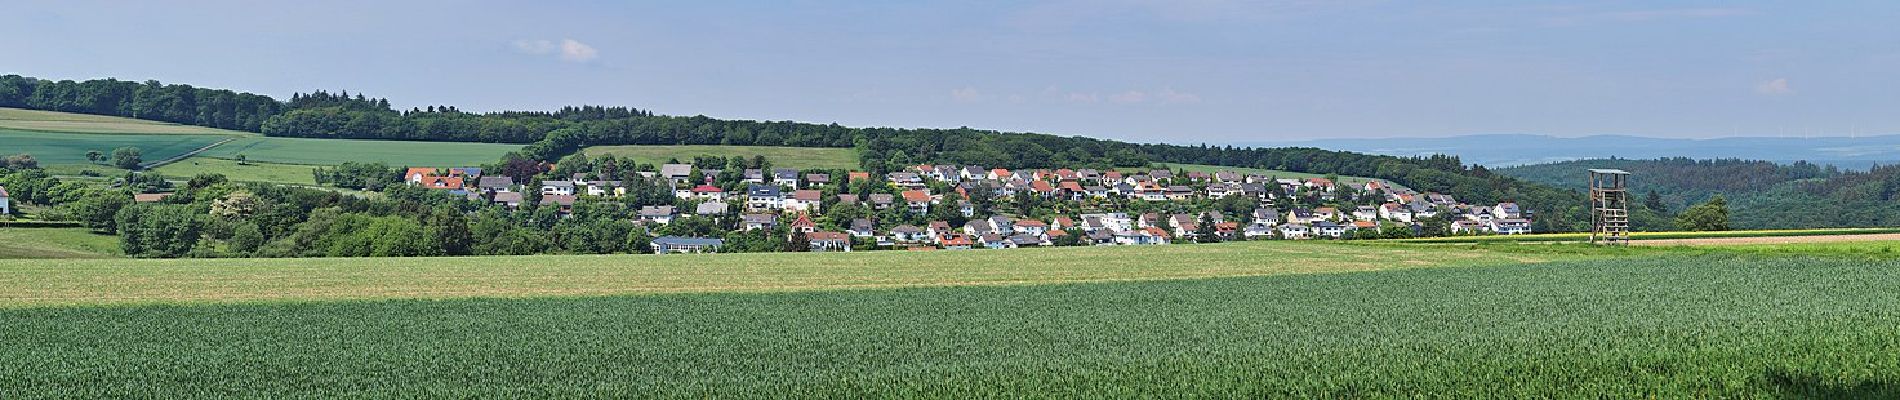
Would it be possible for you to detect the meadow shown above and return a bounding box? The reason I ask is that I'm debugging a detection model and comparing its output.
[580,145,860,170]
[0,108,252,136]
[2,251,1898,397]
[0,129,229,166]
[1392,227,1900,244]
[196,137,522,166]
[150,157,317,185]
[0,228,120,259]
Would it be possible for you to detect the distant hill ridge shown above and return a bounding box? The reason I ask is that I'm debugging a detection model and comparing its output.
[1241,134,1900,170]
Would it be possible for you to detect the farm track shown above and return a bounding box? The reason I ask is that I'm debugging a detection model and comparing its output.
[139,136,239,170]
[1634,233,1900,246]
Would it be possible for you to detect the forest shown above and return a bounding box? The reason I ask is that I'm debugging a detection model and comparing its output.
[0,74,1588,231]
[1496,157,1900,229]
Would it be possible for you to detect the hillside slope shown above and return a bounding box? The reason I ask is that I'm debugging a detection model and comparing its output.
[1497,158,1900,229]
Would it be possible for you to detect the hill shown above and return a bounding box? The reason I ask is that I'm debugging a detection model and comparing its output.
[0,228,121,259]
[1245,133,1900,169]
[0,107,256,136]
[198,136,522,167]
[580,145,859,170]
[1497,157,1900,229]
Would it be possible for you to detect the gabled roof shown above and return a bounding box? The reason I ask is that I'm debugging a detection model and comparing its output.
[476,176,514,188]
[747,185,781,196]
[901,190,932,202]
[659,164,694,177]
[692,185,724,193]
[791,190,822,201]
[790,213,816,229]
[807,231,850,242]
[742,213,777,224]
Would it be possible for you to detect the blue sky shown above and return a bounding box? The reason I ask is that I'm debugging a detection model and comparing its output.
[5,1,1898,143]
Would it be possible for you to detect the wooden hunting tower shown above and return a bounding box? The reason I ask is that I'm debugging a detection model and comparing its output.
[1589,169,1630,245]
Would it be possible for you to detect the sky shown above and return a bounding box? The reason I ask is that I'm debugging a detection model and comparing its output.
[4,0,1899,143]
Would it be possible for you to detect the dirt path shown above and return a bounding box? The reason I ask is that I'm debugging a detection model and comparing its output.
[1634,233,1900,246]
[139,136,239,170]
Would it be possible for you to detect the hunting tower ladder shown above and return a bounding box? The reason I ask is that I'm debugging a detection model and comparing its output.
[1589,169,1630,245]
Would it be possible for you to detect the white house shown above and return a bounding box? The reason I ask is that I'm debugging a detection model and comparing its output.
[0,186,10,215]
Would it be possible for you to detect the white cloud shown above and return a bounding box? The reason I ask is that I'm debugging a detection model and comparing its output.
[512,38,598,63]
[1157,87,1202,104]
[1065,92,1100,103]
[1755,78,1793,95]
[559,39,598,62]
[1108,90,1148,104]
[951,87,983,103]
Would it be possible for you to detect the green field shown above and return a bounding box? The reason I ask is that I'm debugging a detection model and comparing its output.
[0,108,253,136]
[0,129,229,166]
[151,157,318,185]
[1392,228,1900,244]
[197,137,522,167]
[581,145,860,170]
[1154,163,1398,188]
[3,247,1898,397]
[0,228,120,259]
[0,241,1568,308]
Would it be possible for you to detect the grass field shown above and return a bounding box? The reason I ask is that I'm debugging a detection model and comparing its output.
[1153,163,1398,188]
[4,250,1899,397]
[151,157,317,185]
[0,108,252,136]
[580,145,860,170]
[0,241,1574,308]
[195,136,522,167]
[1393,228,1900,244]
[0,129,229,166]
[0,228,120,259]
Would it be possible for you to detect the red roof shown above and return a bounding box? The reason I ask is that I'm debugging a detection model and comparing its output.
[901,190,932,202]
[405,167,437,178]
[1059,181,1085,191]
[792,190,822,201]
[807,231,850,241]
[790,213,816,228]
[1030,181,1055,192]
[422,176,465,189]
[940,234,973,246]
[692,185,724,193]
[1015,220,1048,227]
[1353,221,1378,228]
[1142,226,1171,239]
[848,172,872,182]
[1047,229,1068,237]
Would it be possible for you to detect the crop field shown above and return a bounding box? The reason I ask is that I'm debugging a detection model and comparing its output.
[196,137,523,167]
[1394,227,1900,244]
[150,157,318,185]
[0,108,252,136]
[2,250,1898,397]
[0,129,229,166]
[0,241,1574,308]
[580,145,860,170]
[0,228,120,259]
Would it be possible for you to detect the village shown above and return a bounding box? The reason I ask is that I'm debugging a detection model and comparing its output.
[399,162,1534,254]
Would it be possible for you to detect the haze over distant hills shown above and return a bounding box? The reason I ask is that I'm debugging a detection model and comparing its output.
[1236,134,1900,169]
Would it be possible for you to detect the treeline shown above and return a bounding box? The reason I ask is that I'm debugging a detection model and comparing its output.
[0,75,283,131]
[1495,157,1899,229]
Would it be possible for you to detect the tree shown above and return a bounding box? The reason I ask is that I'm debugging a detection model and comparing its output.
[85,150,104,164]
[1,153,38,170]
[111,147,143,169]
[1644,190,1666,213]
[1675,195,1730,231]
[426,206,473,256]
[1195,214,1221,243]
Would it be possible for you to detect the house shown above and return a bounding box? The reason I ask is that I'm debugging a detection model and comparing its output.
[785,190,823,212]
[746,185,783,210]
[847,171,872,183]
[1491,218,1532,235]
[1380,203,1414,223]
[836,194,860,206]
[804,173,832,188]
[1013,219,1049,236]
[742,213,778,231]
[1314,221,1347,238]
[1353,206,1379,221]
[659,164,694,184]
[886,172,925,189]
[1008,234,1045,247]
[0,186,9,215]
[788,213,817,233]
[939,234,974,249]
[416,175,465,190]
[807,231,853,252]
[848,218,876,237]
[901,190,933,214]
[691,185,726,202]
[651,236,723,254]
[773,169,800,187]
[980,234,1013,249]
[1493,203,1523,219]
[889,225,926,242]
[476,176,515,193]
[695,202,729,216]
[1279,223,1312,239]
[541,180,576,196]
[743,169,766,184]
[491,192,524,209]
[868,194,895,210]
[582,181,624,197]
[637,205,678,224]
[540,195,578,214]
[404,167,438,184]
